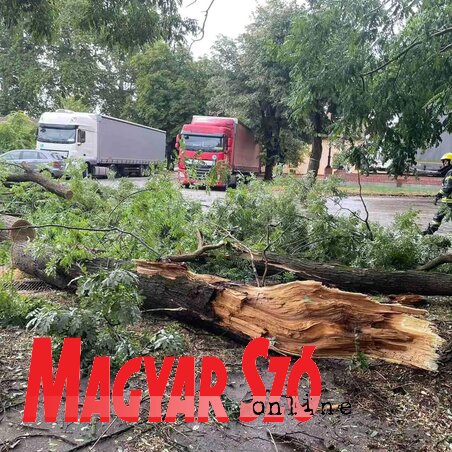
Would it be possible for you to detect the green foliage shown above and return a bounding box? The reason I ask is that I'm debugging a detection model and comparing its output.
[130,41,212,149]
[10,168,202,271]
[0,0,201,119]
[148,327,185,355]
[77,0,198,50]
[0,112,37,152]
[219,396,241,422]
[285,0,451,176]
[204,176,450,272]
[60,97,91,113]
[189,250,256,282]
[0,275,45,327]
[352,352,370,371]
[0,0,56,41]
[26,269,143,368]
[208,1,304,179]
[0,243,11,266]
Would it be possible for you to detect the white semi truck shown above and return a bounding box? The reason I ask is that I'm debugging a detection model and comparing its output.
[37,110,166,176]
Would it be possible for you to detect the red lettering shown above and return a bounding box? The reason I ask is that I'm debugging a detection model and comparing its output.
[144,357,174,422]
[197,357,228,422]
[239,338,268,422]
[165,357,195,422]
[79,356,110,422]
[286,345,321,422]
[263,356,291,422]
[23,338,81,423]
[112,357,143,422]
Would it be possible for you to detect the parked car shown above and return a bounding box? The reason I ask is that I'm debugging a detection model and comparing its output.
[0,149,65,177]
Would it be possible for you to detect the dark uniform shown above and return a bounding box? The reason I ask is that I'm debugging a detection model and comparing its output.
[423,161,452,234]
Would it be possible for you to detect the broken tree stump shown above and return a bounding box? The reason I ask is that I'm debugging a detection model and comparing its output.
[10,239,443,371]
[136,261,444,372]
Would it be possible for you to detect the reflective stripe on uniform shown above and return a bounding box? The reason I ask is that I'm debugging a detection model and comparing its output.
[441,198,452,203]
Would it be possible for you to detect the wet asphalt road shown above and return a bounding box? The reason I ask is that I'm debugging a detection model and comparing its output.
[99,177,452,234]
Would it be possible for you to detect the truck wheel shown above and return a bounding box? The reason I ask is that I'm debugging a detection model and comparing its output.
[83,163,92,178]
[139,165,150,177]
[110,164,122,178]
[227,175,237,189]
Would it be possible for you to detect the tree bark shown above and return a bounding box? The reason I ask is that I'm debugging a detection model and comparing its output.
[242,251,452,296]
[417,253,452,271]
[5,163,73,199]
[10,242,444,371]
[307,111,323,177]
[264,162,273,181]
[0,215,36,242]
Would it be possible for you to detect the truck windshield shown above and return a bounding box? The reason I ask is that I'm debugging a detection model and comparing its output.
[38,126,76,144]
[183,134,224,152]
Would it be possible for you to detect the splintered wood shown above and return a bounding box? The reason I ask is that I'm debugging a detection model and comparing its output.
[136,262,444,371]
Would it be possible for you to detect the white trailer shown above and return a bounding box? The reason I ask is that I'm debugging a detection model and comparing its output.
[37,110,166,176]
[415,130,452,172]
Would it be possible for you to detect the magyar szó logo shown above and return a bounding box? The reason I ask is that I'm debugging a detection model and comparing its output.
[23,337,323,423]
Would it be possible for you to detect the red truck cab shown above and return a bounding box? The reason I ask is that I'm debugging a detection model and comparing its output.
[176,116,260,188]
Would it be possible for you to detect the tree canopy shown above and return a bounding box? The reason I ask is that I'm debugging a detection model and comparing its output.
[130,41,213,150]
[208,0,305,179]
[0,0,450,175]
[286,0,451,174]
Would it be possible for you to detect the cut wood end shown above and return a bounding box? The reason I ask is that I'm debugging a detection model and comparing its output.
[9,219,36,242]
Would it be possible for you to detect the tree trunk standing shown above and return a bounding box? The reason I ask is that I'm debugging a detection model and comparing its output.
[262,105,282,181]
[307,111,323,177]
[264,162,274,180]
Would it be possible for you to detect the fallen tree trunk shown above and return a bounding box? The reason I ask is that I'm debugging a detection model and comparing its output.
[11,242,444,371]
[0,215,35,242]
[5,163,73,200]
[240,251,452,296]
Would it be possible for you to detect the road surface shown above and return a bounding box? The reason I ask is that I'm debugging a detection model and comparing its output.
[99,178,452,233]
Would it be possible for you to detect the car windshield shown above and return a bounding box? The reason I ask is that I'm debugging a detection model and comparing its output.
[38,126,76,144]
[183,134,224,151]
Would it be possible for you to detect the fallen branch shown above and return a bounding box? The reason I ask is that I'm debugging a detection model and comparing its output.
[239,250,452,296]
[417,253,452,271]
[0,433,77,449]
[5,163,73,200]
[161,240,226,263]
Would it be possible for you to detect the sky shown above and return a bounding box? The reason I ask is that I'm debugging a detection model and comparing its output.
[181,0,261,58]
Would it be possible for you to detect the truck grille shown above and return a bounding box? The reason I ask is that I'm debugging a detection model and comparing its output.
[187,163,212,180]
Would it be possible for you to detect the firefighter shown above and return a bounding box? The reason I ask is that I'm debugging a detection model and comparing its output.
[423,153,452,235]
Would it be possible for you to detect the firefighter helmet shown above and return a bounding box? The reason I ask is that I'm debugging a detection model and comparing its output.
[441,153,452,161]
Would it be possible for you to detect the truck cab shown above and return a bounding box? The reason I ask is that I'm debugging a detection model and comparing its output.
[177,116,260,188]
[37,110,97,163]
